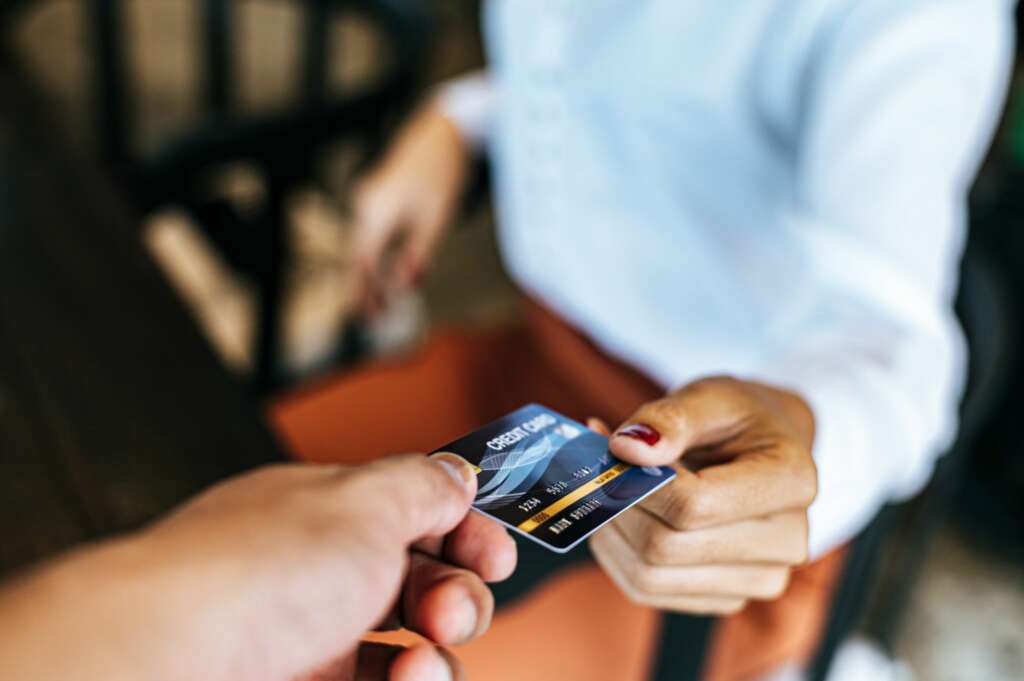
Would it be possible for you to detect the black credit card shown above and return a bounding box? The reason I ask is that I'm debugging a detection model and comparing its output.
[432,404,676,553]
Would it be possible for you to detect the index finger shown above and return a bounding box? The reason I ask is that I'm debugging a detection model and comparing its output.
[640,445,817,530]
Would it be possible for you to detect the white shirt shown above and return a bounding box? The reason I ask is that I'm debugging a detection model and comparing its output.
[440,0,1015,557]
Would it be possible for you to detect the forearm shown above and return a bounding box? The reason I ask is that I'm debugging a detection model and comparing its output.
[0,536,229,681]
[0,459,499,681]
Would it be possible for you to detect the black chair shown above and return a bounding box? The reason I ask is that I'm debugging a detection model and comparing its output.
[2,0,432,393]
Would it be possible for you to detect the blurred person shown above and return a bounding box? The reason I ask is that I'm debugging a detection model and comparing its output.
[271,1,1016,680]
[0,453,517,681]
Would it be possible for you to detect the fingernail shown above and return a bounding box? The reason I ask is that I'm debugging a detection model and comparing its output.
[452,594,479,643]
[429,452,475,488]
[614,423,661,446]
[423,650,454,681]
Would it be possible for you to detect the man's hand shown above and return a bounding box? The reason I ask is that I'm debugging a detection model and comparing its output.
[588,377,817,615]
[352,101,470,314]
[0,454,516,681]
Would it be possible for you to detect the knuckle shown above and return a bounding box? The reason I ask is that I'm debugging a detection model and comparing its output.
[791,542,809,566]
[780,513,811,564]
[631,566,661,595]
[659,492,695,530]
[650,480,704,530]
[719,598,748,615]
[781,443,818,506]
[673,490,713,530]
[803,465,819,504]
[792,534,810,565]
[770,569,792,598]
[687,375,740,397]
[688,534,721,564]
[349,456,400,490]
[694,375,739,390]
[755,569,791,600]
[795,460,818,504]
[377,453,429,476]
[626,591,654,609]
[286,486,353,544]
[643,398,686,428]
[639,522,675,565]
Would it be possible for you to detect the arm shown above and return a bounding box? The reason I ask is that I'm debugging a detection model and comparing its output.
[352,71,496,313]
[751,0,1014,556]
[0,454,515,681]
[587,0,1014,615]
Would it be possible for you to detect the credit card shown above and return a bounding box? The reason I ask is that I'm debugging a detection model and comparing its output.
[432,404,677,553]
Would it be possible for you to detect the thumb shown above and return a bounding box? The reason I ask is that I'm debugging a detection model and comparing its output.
[373,453,478,545]
[609,377,753,467]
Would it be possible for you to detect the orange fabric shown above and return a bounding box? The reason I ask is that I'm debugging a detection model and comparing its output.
[702,547,848,681]
[269,299,848,681]
[365,564,663,681]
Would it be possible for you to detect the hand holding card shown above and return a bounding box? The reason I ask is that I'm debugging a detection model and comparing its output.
[589,377,818,615]
[433,404,677,553]
[0,456,515,681]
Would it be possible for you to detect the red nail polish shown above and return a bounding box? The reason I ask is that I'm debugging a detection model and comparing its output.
[615,423,661,446]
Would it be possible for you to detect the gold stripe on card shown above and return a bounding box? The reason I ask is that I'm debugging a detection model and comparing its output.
[517,463,630,533]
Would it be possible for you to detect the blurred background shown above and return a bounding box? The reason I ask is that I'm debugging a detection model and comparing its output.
[0,2,1021,680]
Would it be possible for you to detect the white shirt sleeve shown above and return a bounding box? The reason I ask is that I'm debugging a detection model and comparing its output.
[748,0,1015,558]
[435,70,496,152]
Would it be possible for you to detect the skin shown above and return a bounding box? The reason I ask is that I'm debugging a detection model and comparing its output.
[351,101,470,315]
[0,453,517,681]
[588,377,818,615]
[355,103,820,616]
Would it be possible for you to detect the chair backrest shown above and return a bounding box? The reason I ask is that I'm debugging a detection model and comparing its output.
[4,0,432,392]
[8,1,426,150]
[5,0,430,202]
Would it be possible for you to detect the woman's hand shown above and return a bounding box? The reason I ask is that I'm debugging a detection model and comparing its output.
[588,377,817,615]
[351,101,471,314]
[0,454,516,681]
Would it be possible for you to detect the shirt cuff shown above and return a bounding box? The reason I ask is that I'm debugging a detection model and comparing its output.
[434,71,496,152]
[747,360,894,559]
[745,335,945,559]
